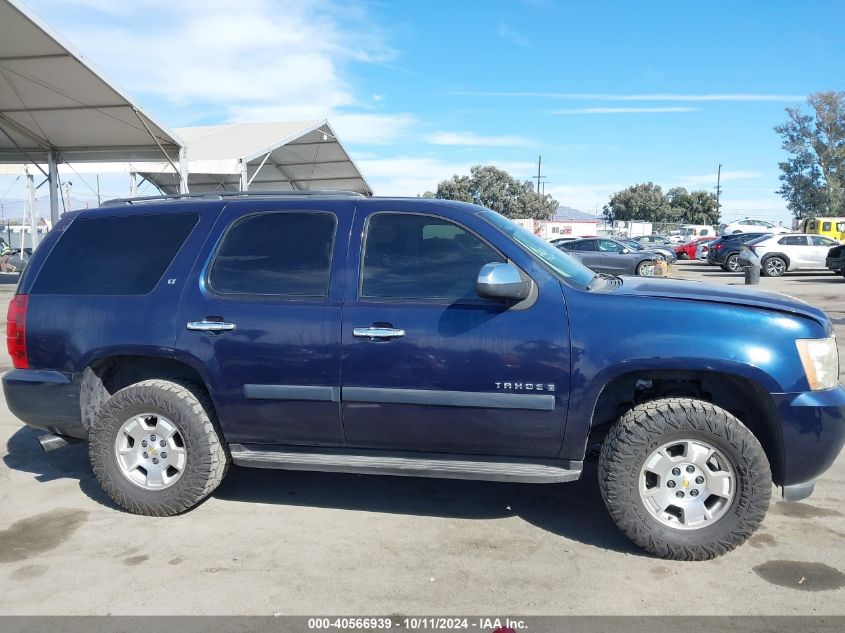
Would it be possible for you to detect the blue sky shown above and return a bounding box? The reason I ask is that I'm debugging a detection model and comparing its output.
[3,0,844,223]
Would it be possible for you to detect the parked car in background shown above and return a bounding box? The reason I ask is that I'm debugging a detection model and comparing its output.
[634,234,673,247]
[800,217,845,242]
[549,236,578,247]
[695,240,716,261]
[619,237,677,264]
[674,236,716,260]
[826,243,845,278]
[720,219,791,235]
[744,233,840,277]
[679,224,717,242]
[559,237,665,276]
[707,233,773,272]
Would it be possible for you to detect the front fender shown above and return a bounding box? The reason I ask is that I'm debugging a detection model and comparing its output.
[557,285,822,459]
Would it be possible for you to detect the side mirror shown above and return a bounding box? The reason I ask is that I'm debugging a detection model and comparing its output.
[622,248,630,254]
[476,262,531,301]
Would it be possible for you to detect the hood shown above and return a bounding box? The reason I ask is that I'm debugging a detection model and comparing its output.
[612,276,829,326]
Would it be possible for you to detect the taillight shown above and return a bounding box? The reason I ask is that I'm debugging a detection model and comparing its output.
[7,294,28,369]
[713,244,723,251]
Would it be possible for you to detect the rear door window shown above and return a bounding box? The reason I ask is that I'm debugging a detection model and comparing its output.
[31,212,198,295]
[779,236,809,246]
[209,212,336,297]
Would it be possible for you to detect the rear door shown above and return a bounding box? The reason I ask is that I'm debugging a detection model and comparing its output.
[339,204,571,457]
[176,200,353,447]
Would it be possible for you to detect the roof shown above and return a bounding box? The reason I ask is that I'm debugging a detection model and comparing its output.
[137,120,372,195]
[0,0,183,163]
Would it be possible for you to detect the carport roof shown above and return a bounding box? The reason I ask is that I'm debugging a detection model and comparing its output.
[0,0,183,164]
[138,120,372,195]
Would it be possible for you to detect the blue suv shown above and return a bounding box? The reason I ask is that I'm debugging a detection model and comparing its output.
[4,192,844,560]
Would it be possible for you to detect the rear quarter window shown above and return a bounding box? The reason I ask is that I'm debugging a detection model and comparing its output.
[31,212,199,295]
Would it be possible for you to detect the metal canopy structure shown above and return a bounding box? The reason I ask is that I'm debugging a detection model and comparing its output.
[0,0,187,223]
[138,120,372,195]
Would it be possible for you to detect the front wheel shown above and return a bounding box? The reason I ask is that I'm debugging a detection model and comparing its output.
[89,379,230,516]
[762,256,786,277]
[599,398,771,560]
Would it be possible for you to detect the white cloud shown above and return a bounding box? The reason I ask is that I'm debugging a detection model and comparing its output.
[452,92,805,102]
[32,0,397,130]
[360,157,536,196]
[550,107,699,114]
[427,131,537,147]
[497,22,532,48]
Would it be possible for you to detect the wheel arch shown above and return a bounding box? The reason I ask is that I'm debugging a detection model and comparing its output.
[587,368,785,485]
[80,353,218,435]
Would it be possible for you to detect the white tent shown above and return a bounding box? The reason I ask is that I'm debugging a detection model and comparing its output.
[0,0,187,223]
[137,120,372,195]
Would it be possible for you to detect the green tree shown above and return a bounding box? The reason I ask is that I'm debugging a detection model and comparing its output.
[775,91,845,220]
[667,187,720,225]
[435,165,558,219]
[603,182,670,223]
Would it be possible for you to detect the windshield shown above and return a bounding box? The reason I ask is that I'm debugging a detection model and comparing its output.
[479,210,597,289]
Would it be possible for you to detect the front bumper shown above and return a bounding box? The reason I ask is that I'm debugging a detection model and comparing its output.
[772,385,845,496]
[2,369,85,439]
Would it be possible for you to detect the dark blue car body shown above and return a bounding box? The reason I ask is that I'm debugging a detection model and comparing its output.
[4,195,845,498]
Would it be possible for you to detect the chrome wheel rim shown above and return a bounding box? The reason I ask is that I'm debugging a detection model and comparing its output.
[765,258,785,276]
[727,256,741,272]
[638,439,735,531]
[114,413,187,490]
[638,262,655,276]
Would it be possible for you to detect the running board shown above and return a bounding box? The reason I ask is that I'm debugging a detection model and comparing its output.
[230,444,582,484]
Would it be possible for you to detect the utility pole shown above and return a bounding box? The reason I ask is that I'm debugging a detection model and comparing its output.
[96,174,101,206]
[533,155,542,193]
[715,163,722,217]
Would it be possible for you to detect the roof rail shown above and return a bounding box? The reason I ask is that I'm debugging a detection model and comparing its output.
[102,190,368,206]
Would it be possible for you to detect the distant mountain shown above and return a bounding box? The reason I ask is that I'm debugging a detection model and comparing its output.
[0,196,92,222]
[552,206,600,221]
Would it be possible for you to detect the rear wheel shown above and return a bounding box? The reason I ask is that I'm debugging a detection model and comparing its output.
[636,260,655,276]
[89,379,229,516]
[725,254,741,272]
[762,256,786,277]
[599,398,771,560]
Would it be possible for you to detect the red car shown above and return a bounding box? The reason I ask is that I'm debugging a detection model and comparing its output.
[674,236,716,260]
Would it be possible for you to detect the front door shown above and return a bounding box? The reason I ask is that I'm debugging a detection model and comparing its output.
[177,201,352,446]
[340,206,570,458]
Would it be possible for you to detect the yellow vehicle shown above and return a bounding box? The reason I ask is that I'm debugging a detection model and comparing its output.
[800,217,845,242]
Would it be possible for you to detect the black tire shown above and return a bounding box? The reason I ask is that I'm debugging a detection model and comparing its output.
[635,260,654,276]
[761,256,786,277]
[725,254,741,272]
[89,379,229,516]
[598,398,771,561]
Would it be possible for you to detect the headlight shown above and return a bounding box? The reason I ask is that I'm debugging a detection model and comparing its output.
[796,338,840,390]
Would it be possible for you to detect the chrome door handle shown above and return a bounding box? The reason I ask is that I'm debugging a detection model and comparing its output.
[353,327,405,339]
[187,320,236,332]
